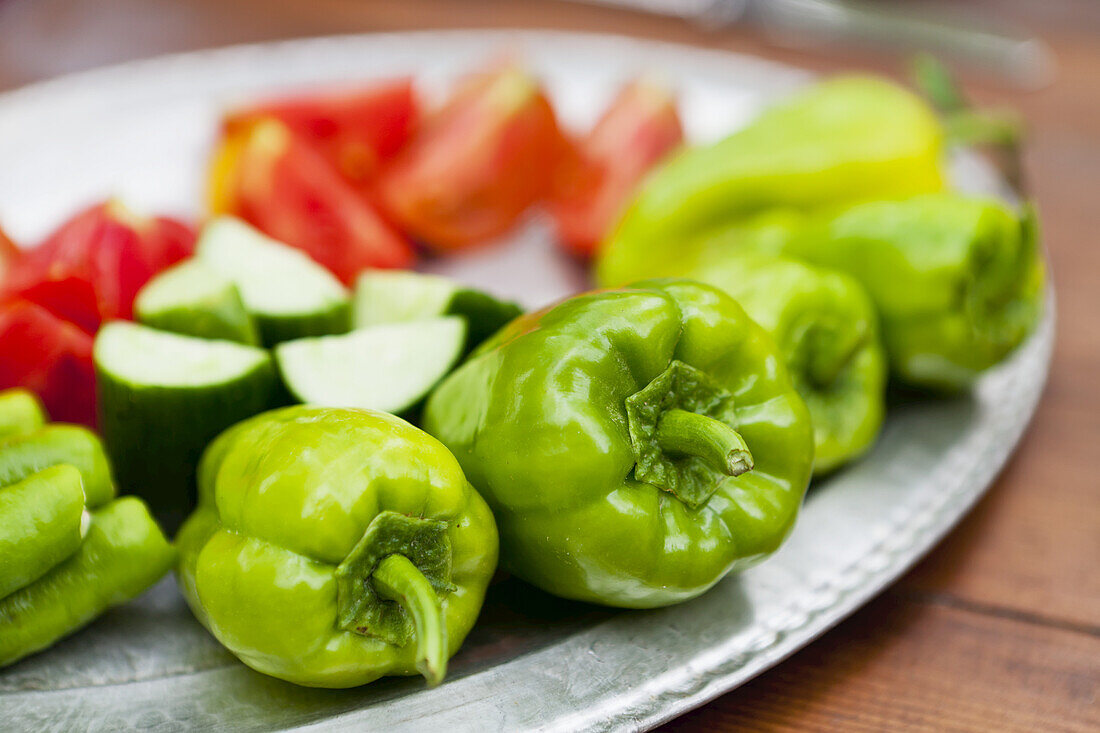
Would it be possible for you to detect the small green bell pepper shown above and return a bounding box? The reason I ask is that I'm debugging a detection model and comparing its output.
[0,496,175,667]
[780,194,1045,390]
[683,252,887,474]
[0,389,47,440]
[176,406,498,688]
[423,279,814,608]
[0,425,115,508]
[0,465,86,599]
[597,76,944,286]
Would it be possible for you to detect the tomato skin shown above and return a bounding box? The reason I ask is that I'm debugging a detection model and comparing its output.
[548,79,684,258]
[0,226,19,283]
[376,65,567,252]
[0,299,95,426]
[2,202,195,332]
[224,78,418,187]
[210,119,413,283]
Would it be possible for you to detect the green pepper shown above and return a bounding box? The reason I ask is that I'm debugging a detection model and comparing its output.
[597,76,945,286]
[0,415,174,667]
[0,496,175,667]
[0,425,115,508]
[780,194,1045,390]
[0,465,86,599]
[176,406,498,688]
[682,252,887,474]
[0,389,47,440]
[423,279,814,608]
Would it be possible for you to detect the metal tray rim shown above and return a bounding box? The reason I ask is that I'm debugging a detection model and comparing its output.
[0,30,1055,733]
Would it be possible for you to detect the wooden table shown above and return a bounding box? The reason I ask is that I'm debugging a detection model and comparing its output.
[1,1,1097,729]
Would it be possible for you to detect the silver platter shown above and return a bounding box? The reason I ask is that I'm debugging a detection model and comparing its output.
[0,30,1053,732]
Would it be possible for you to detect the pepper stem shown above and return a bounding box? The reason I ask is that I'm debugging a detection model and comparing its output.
[372,554,447,687]
[655,408,754,477]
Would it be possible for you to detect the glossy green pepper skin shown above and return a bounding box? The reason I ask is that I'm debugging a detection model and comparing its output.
[0,389,47,440]
[176,406,498,688]
[683,252,887,474]
[597,76,944,286]
[0,465,87,600]
[0,412,173,668]
[423,280,814,608]
[781,194,1045,390]
[0,425,116,509]
[0,496,174,667]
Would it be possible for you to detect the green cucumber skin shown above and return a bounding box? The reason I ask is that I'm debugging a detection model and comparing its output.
[134,260,261,346]
[96,358,278,531]
[448,290,523,353]
[137,291,261,346]
[141,305,261,346]
[0,390,48,440]
[195,218,351,347]
[0,465,86,600]
[0,425,116,509]
[257,301,351,348]
[0,496,175,668]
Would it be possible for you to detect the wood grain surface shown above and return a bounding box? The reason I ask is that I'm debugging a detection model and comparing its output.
[0,1,1096,729]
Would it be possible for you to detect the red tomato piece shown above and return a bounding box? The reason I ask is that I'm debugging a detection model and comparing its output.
[224,78,418,188]
[2,201,195,332]
[376,64,567,252]
[0,299,95,426]
[0,225,21,284]
[209,118,413,283]
[548,78,684,258]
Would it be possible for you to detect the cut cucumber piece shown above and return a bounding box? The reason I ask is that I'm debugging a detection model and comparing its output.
[353,271,521,351]
[0,424,115,508]
[275,317,466,414]
[196,216,350,346]
[135,259,260,345]
[0,465,87,599]
[95,321,277,529]
[0,388,47,439]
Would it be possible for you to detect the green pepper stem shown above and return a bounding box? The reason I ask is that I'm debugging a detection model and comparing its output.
[655,408,754,477]
[372,554,447,687]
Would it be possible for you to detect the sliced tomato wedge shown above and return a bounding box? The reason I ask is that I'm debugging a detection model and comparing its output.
[224,78,418,188]
[2,201,195,332]
[0,224,21,283]
[209,118,413,283]
[0,299,96,426]
[376,64,567,252]
[548,78,683,258]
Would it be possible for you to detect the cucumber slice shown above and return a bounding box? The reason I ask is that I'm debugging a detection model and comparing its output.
[275,317,466,414]
[95,321,277,529]
[0,388,47,439]
[135,259,260,345]
[353,271,521,351]
[196,217,350,346]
